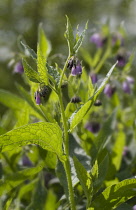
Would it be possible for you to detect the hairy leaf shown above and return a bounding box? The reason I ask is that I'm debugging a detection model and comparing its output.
[22,58,41,83]
[90,179,136,209]
[69,61,117,132]
[37,44,48,85]
[21,41,37,59]
[73,156,93,208]
[0,122,64,161]
[73,21,88,54]
[64,15,75,55]
[38,23,51,58]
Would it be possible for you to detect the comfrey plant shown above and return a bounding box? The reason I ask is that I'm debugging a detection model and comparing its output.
[0,17,136,210]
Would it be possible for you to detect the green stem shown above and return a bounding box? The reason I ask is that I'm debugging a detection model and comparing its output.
[58,90,76,210]
[58,55,70,89]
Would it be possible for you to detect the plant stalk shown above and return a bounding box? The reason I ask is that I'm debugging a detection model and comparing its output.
[58,88,76,210]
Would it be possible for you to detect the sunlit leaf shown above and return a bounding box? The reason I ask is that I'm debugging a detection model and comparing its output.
[22,58,41,83]
[37,44,48,85]
[0,162,44,196]
[90,179,136,209]
[69,61,117,132]
[0,122,64,161]
[38,23,51,58]
[64,16,75,55]
[73,156,93,208]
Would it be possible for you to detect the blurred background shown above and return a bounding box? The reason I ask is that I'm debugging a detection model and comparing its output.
[0,0,136,114]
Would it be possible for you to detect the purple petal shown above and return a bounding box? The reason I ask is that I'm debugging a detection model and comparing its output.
[13,62,24,74]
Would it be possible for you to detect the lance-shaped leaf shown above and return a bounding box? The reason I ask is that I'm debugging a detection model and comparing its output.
[73,21,88,54]
[69,61,118,132]
[73,156,93,208]
[38,23,51,58]
[91,154,109,193]
[0,162,44,196]
[22,58,41,83]
[0,122,64,161]
[37,44,48,85]
[64,15,75,55]
[90,178,136,210]
[21,41,37,59]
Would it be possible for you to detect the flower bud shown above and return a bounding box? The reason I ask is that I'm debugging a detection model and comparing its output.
[85,122,100,133]
[126,76,134,84]
[71,96,81,103]
[116,54,126,67]
[122,81,131,94]
[94,100,102,106]
[13,62,24,74]
[104,84,116,98]
[71,60,82,76]
[90,33,106,48]
[35,91,41,105]
[90,73,98,84]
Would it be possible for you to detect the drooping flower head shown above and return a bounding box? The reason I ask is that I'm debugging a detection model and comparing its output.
[104,84,116,98]
[122,80,131,94]
[35,91,41,105]
[90,73,98,84]
[85,121,100,134]
[71,96,81,103]
[13,61,24,74]
[90,33,107,48]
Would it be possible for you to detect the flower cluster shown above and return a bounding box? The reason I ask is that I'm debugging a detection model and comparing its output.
[67,57,82,76]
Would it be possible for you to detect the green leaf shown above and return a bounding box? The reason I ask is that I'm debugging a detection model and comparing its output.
[73,156,93,208]
[22,58,41,83]
[14,105,29,128]
[69,61,118,132]
[64,15,75,55]
[0,162,44,196]
[26,176,47,210]
[0,122,64,161]
[73,21,88,54]
[46,63,60,85]
[90,179,136,210]
[90,111,116,162]
[37,44,48,85]
[92,153,109,193]
[16,83,45,120]
[44,190,57,210]
[38,23,51,58]
[21,41,37,59]
[111,132,126,171]
[0,89,25,110]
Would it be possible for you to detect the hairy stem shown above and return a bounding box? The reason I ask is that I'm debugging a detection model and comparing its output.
[58,89,76,210]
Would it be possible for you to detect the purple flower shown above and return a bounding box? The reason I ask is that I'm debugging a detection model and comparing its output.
[22,155,33,167]
[90,33,106,48]
[13,62,24,74]
[122,81,131,94]
[90,73,98,84]
[116,54,127,67]
[35,91,41,105]
[85,122,100,133]
[104,84,116,98]
[71,60,82,76]
[126,76,134,84]
[133,205,136,210]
